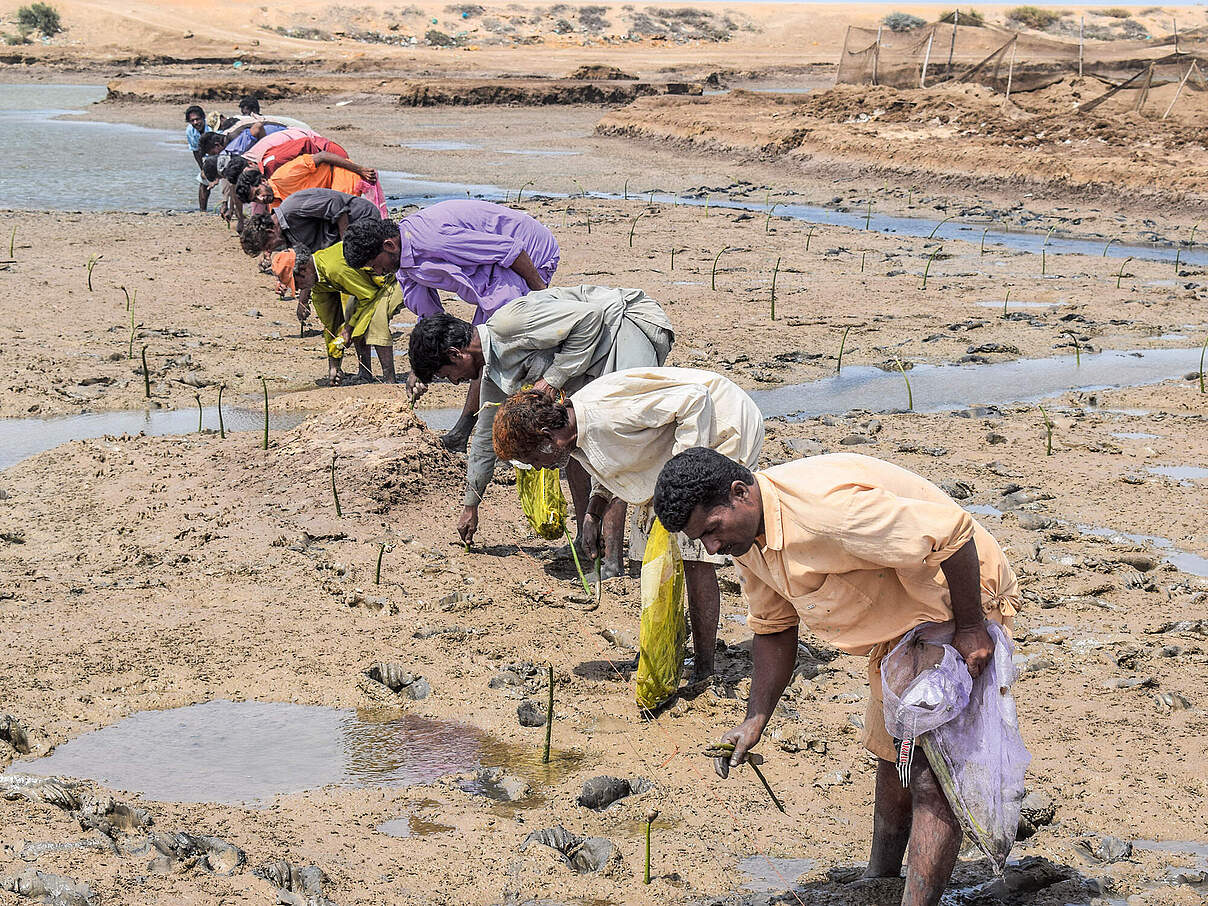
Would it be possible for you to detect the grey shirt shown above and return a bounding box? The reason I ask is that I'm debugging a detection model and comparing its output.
[464,284,674,507]
[276,188,381,252]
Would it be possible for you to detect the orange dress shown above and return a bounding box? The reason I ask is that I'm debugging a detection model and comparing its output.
[266,154,363,209]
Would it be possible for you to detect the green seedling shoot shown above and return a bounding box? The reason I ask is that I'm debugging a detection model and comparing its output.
[644,809,658,884]
[764,204,779,233]
[622,178,629,201]
[1002,289,1011,317]
[542,665,554,764]
[769,256,781,321]
[1063,330,1081,366]
[703,742,784,812]
[261,377,269,450]
[330,451,342,517]
[864,199,873,230]
[572,179,586,197]
[980,225,991,256]
[1039,405,1053,455]
[805,227,815,252]
[217,384,226,438]
[837,325,850,374]
[516,180,534,204]
[629,211,645,248]
[194,393,202,433]
[710,246,728,291]
[375,542,386,584]
[1199,334,1207,394]
[1116,256,1133,289]
[648,189,655,205]
[704,193,712,217]
[121,285,134,311]
[1044,226,1056,246]
[1189,221,1201,246]
[140,346,150,399]
[8,225,14,258]
[1102,238,1116,257]
[895,357,913,411]
[563,526,592,597]
[85,254,102,292]
[921,246,942,290]
[927,215,954,240]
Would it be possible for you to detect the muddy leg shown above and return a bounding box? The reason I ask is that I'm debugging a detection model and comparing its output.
[866,759,912,879]
[901,754,961,906]
[564,458,591,536]
[683,562,720,681]
[353,339,375,382]
[599,497,627,578]
[375,346,396,383]
[198,182,210,211]
[327,355,344,386]
[441,379,480,452]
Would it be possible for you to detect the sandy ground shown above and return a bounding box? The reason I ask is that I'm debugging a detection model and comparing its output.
[2,5,1208,906]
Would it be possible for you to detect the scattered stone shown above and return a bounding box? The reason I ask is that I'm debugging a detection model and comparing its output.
[897,441,948,457]
[940,480,974,500]
[520,826,619,874]
[77,796,153,838]
[460,767,530,802]
[1103,676,1157,690]
[813,770,850,789]
[1166,866,1208,885]
[986,432,1008,445]
[0,869,95,905]
[19,839,116,862]
[360,663,430,701]
[1017,790,1056,839]
[517,700,547,727]
[1017,513,1053,530]
[147,831,245,875]
[254,861,336,906]
[1153,691,1191,710]
[1114,553,1157,572]
[1076,835,1133,864]
[0,776,81,812]
[246,309,262,318]
[967,343,1020,355]
[838,433,873,446]
[0,714,32,754]
[577,776,650,810]
[784,437,823,456]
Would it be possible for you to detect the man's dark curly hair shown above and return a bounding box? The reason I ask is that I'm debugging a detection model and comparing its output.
[240,214,278,256]
[184,105,204,121]
[234,166,266,204]
[341,217,398,269]
[199,131,227,155]
[408,313,474,384]
[492,390,571,463]
[652,447,755,533]
[221,155,250,183]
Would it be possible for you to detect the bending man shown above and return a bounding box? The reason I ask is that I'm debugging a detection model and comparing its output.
[235,152,380,212]
[492,367,763,673]
[294,243,405,385]
[342,200,560,451]
[652,449,1020,906]
[407,285,672,546]
[240,188,382,257]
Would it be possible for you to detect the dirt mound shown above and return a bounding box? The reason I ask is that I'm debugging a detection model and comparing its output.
[568,64,637,81]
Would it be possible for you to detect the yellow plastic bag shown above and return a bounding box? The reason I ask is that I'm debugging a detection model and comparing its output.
[635,518,687,711]
[515,466,567,540]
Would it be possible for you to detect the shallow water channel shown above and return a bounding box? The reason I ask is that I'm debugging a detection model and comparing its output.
[4,699,567,806]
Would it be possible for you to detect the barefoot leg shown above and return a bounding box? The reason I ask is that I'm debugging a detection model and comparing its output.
[683,562,720,680]
[599,497,627,578]
[375,346,396,383]
[901,754,961,906]
[866,758,912,879]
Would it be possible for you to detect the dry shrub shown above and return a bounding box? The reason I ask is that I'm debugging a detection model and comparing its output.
[1007,6,1062,30]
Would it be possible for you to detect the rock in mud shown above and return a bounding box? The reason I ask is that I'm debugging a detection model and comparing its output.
[0,776,81,812]
[517,699,547,727]
[461,767,530,802]
[1076,834,1133,863]
[147,831,246,875]
[576,775,651,810]
[0,714,32,754]
[1016,790,1056,839]
[20,839,117,862]
[254,860,335,906]
[520,826,619,874]
[0,869,95,905]
[360,663,431,702]
[77,795,153,838]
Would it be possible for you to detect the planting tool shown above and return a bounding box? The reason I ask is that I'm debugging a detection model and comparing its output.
[702,742,785,812]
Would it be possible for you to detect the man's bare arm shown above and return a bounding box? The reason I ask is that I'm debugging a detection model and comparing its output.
[940,537,993,678]
[716,625,798,777]
[509,250,547,291]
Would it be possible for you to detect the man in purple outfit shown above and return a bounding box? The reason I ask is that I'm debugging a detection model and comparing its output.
[343,200,560,451]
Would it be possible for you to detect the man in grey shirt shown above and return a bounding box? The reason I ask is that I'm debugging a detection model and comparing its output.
[239,188,382,257]
[407,285,674,568]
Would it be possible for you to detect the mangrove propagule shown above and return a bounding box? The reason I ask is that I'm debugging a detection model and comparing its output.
[1063,330,1081,366]
[375,542,385,584]
[542,665,554,764]
[1039,405,1054,455]
[710,246,728,291]
[140,346,150,399]
[629,211,645,248]
[769,256,781,321]
[563,526,592,598]
[895,357,913,411]
[194,393,202,432]
[702,742,784,812]
[261,377,269,450]
[217,384,226,438]
[85,254,102,292]
[836,325,850,374]
[644,809,659,884]
[330,451,342,517]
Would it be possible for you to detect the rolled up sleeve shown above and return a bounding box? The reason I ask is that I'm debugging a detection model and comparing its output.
[832,484,976,569]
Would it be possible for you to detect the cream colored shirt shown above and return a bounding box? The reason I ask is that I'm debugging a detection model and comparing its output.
[737,453,1019,656]
[569,367,764,505]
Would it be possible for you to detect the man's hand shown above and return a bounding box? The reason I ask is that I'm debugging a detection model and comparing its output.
[457,505,479,544]
[296,301,311,322]
[714,717,766,779]
[531,378,556,398]
[579,513,601,560]
[405,372,428,402]
[953,621,994,679]
[339,325,353,348]
[359,166,378,184]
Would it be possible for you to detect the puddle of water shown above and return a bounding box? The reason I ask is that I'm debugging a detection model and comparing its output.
[1111,432,1160,439]
[414,407,462,432]
[672,280,704,286]
[749,347,1203,421]
[0,84,193,211]
[976,300,1058,309]
[378,803,455,838]
[1133,839,1208,863]
[1077,524,1208,578]
[401,140,479,151]
[964,504,1004,517]
[0,407,305,471]
[2,700,555,806]
[1147,465,1208,481]
[497,148,581,157]
[737,855,816,892]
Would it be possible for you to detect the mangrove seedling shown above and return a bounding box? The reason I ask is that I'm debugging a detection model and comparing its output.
[261,377,269,450]
[585,211,591,235]
[622,178,629,201]
[704,193,712,217]
[864,199,873,230]
[1044,226,1056,246]
[140,346,150,399]
[837,325,850,374]
[1041,248,1046,276]
[921,246,942,290]
[563,526,592,597]
[217,384,226,438]
[703,742,784,812]
[572,179,586,197]
[669,247,683,271]
[1199,333,1206,394]
[805,227,815,252]
[1116,256,1133,289]
[980,225,991,256]
[542,665,554,764]
[1174,247,1181,274]
[860,251,866,273]
[764,204,779,234]
[1038,405,1053,455]
[1002,289,1011,317]
[7,225,14,258]
[895,357,913,411]
[1189,221,1201,246]
[121,285,134,311]
[644,809,659,884]
[629,211,646,248]
[769,256,781,321]
[330,451,342,517]
[648,189,655,205]
[1102,237,1116,257]
[375,542,386,584]
[194,393,202,432]
[516,180,534,204]
[710,246,729,291]
[85,254,102,292]
[1063,330,1081,366]
[927,215,954,240]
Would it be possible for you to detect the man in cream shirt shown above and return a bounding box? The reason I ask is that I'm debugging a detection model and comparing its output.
[652,447,1020,906]
[491,367,764,683]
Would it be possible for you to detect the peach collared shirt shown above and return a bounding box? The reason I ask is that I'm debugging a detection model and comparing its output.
[736,453,1019,656]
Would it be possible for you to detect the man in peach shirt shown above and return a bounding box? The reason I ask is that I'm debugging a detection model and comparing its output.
[652,448,1020,906]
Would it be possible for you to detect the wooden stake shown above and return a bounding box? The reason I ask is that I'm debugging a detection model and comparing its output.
[1163,62,1196,120]
[947,10,958,75]
[1078,17,1084,78]
[872,25,882,86]
[920,30,934,88]
[1002,37,1017,108]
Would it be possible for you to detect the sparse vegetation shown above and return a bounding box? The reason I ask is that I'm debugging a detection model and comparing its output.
[882,12,926,32]
[1095,8,1132,19]
[375,542,386,584]
[194,393,202,433]
[1007,6,1061,30]
[16,3,62,37]
[543,665,554,763]
[85,254,101,291]
[629,211,646,248]
[217,385,226,438]
[921,246,942,290]
[939,9,985,26]
[261,378,269,450]
[769,256,781,321]
[140,346,150,398]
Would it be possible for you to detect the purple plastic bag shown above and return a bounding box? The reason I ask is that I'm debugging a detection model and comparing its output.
[882,621,1031,871]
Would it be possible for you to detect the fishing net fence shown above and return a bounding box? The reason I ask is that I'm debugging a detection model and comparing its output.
[835,21,1208,114]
